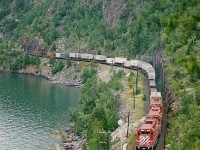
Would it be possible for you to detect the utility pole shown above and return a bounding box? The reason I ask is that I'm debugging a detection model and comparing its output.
[132,68,137,110]
[136,67,138,95]
[126,112,130,138]
[133,81,135,110]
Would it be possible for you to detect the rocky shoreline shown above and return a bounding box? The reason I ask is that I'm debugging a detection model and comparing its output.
[0,65,82,88]
[62,125,86,150]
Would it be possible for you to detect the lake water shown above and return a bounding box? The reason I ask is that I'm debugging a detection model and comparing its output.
[0,74,80,150]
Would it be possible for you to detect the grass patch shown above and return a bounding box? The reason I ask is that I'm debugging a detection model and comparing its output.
[127,133,137,150]
[125,73,146,120]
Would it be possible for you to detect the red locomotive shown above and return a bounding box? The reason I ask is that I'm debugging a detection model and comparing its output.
[135,92,162,150]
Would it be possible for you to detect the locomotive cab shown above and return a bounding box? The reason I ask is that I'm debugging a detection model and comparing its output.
[135,119,157,150]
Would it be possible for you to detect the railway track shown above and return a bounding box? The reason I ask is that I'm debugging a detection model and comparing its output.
[29,51,166,149]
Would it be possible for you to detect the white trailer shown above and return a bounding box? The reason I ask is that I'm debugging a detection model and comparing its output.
[149,80,156,87]
[69,52,81,58]
[114,57,127,64]
[106,58,115,65]
[130,60,139,68]
[80,53,94,60]
[94,55,107,61]
[124,60,131,68]
[55,53,67,59]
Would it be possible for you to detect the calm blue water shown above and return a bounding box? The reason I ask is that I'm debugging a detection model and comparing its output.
[0,74,80,150]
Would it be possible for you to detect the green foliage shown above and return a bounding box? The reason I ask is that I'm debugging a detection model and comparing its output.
[66,59,72,68]
[49,56,56,65]
[10,56,23,70]
[75,65,81,73]
[51,43,56,51]
[108,70,125,91]
[9,53,41,70]
[52,61,64,74]
[0,0,163,55]
[185,56,200,81]
[108,79,123,91]
[112,70,125,79]
[128,72,134,88]
[74,76,120,149]
[158,1,200,148]
[167,103,200,150]
[142,95,146,101]
[30,55,40,67]
[82,143,88,150]
[81,67,97,84]
[136,88,141,95]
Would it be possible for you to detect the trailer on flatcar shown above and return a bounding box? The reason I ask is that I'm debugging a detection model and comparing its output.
[124,60,131,68]
[114,57,127,66]
[55,53,68,59]
[80,53,94,61]
[106,58,115,65]
[94,55,107,62]
[69,52,81,60]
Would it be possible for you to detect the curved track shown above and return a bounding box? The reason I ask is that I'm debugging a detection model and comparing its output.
[31,51,166,149]
[67,53,164,150]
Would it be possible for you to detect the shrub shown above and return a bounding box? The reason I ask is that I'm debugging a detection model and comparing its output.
[52,61,64,74]
[81,68,96,84]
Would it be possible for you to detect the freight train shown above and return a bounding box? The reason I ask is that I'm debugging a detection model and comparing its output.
[29,50,162,149]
